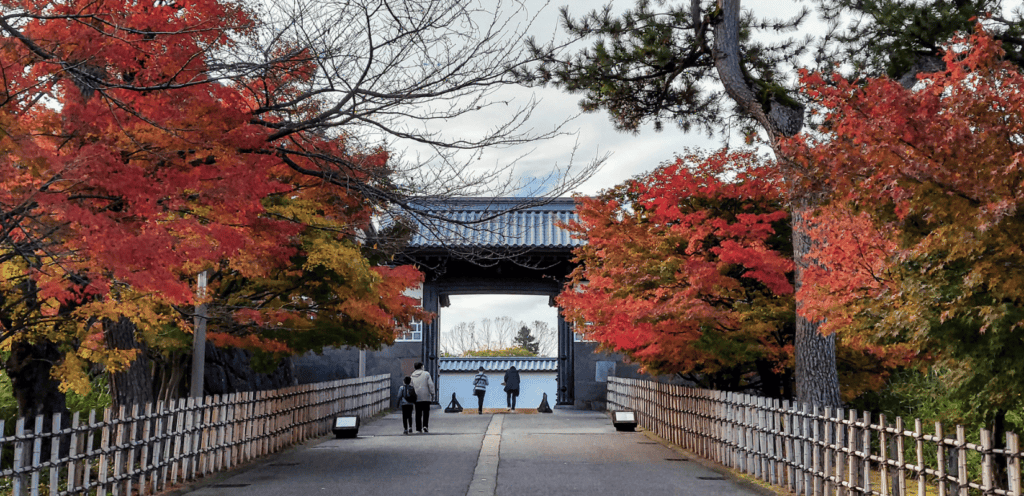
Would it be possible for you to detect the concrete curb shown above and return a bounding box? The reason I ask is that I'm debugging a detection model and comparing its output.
[465,415,503,496]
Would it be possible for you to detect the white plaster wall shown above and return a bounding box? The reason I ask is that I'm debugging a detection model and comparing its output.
[438,371,556,410]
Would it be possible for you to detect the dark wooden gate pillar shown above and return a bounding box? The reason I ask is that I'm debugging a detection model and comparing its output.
[556,312,574,405]
[422,282,441,403]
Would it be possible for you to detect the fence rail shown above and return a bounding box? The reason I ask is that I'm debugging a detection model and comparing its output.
[1,374,390,496]
[608,377,1023,496]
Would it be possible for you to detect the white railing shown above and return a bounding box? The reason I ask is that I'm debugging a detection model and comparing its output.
[1,374,390,496]
[608,376,1023,496]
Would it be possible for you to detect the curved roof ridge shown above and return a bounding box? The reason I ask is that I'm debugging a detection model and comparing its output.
[405,196,584,250]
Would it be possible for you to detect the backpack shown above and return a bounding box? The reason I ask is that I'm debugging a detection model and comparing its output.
[402,385,417,403]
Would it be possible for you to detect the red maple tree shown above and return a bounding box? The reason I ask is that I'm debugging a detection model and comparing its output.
[0,0,427,414]
[558,149,797,395]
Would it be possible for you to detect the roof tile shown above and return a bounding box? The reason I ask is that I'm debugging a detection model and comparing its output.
[406,197,583,250]
[439,357,558,372]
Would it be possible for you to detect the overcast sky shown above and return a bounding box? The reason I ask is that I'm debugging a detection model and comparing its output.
[437,1,821,346]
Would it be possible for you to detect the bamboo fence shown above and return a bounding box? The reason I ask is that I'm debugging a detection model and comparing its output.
[608,377,1023,496]
[1,374,390,496]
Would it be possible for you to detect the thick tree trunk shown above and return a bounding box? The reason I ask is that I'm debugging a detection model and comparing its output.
[713,0,840,407]
[5,340,69,419]
[5,340,70,458]
[792,206,842,407]
[794,319,840,406]
[104,317,154,410]
[154,350,188,404]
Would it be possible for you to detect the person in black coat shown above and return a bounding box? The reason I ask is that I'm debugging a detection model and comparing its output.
[503,366,521,411]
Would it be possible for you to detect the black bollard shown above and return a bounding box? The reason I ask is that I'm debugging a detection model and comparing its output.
[537,392,553,413]
[445,392,464,413]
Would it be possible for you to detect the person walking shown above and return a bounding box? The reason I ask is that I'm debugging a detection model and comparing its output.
[410,362,435,433]
[472,366,489,414]
[503,365,521,412]
[397,376,417,434]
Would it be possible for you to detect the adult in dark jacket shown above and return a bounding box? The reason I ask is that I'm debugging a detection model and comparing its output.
[503,366,521,411]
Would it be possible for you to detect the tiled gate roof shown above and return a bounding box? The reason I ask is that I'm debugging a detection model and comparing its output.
[406,197,583,250]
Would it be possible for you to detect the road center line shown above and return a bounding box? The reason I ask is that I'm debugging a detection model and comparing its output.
[466,415,503,496]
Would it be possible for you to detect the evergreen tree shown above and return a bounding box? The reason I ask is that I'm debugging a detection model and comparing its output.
[815,0,1024,84]
[513,326,540,355]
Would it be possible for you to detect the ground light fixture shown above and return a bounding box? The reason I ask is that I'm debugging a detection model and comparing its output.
[332,416,360,438]
[611,411,638,432]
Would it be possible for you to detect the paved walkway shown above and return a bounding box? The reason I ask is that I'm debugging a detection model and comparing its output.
[181,409,767,496]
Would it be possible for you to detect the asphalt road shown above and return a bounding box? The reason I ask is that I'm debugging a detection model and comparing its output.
[179,409,768,496]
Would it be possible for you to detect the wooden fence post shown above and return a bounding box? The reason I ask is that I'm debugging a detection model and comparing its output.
[936,422,946,496]
[880,413,890,496]
[862,411,872,496]
[847,409,857,495]
[783,400,793,494]
[916,418,925,496]
[140,403,153,495]
[1008,432,1020,496]
[802,402,812,496]
[957,424,968,496]
[158,400,172,489]
[49,413,61,496]
[824,407,835,495]
[982,428,993,494]
[112,405,126,496]
[167,399,181,487]
[13,417,27,496]
[812,404,822,496]
[67,412,81,494]
[98,408,112,493]
[895,416,907,496]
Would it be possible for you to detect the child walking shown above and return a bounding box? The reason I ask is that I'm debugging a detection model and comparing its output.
[473,366,489,414]
[398,376,417,434]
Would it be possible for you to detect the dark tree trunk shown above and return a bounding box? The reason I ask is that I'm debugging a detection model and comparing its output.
[794,319,840,406]
[714,0,840,408]
[993,409,1009,490]
[5,340,71,458]
[5,340,69,420]
[792,206,841,408]
[755,359,792,400]
[153,350,189,404]
[104,317,153,410]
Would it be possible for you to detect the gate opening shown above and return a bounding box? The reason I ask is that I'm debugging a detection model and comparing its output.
[439,294,556,357]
